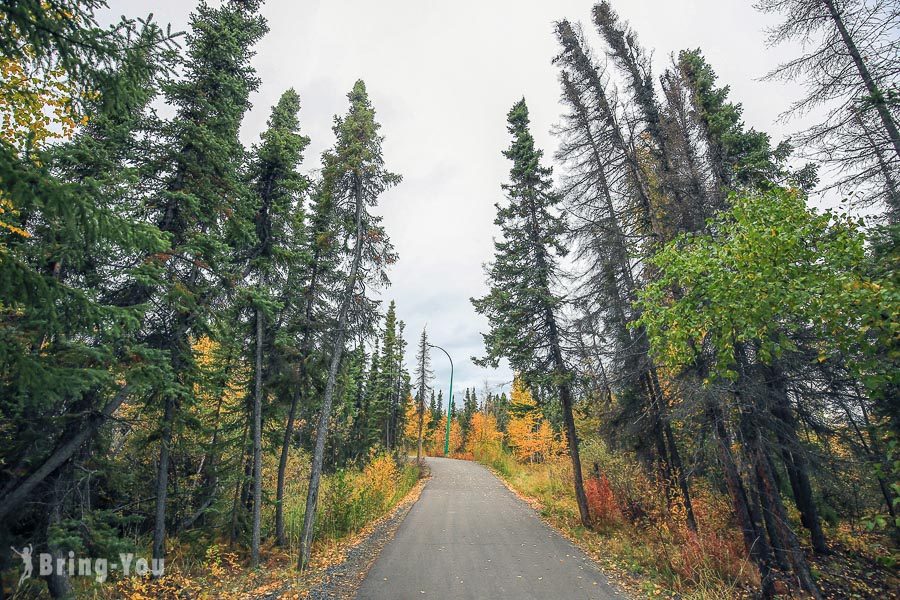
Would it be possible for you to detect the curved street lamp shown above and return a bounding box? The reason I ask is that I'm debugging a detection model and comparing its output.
[427,343,453,456]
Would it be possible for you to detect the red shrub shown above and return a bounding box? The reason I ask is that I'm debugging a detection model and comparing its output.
[585,473,621,527]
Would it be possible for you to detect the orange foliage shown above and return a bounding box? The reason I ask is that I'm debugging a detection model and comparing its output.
[428,416,462,456]
[403,394,431,444]
[465,412,502,459]
[585,473,621,527]
[466,411,503,452]
[506,377,558,463]
[357,450,399,508]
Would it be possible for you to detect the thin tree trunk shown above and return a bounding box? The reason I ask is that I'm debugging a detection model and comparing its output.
[230,417,249,545]
[707,398,776,597]
[653,418,675,502]
[537,238,590,527]
[751,436,823,599]
[732,343,822,599]
[276,250,322,546]
[765,364,828,554]
[298,177,366,570]
[251,301,264,568]
[152,394,175,565]
[558,377,591,529]
[45,471,74,599]
[755,466,791,571]
[275,385,300,546]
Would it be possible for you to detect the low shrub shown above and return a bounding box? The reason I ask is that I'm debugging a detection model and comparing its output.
[585,473,621,528]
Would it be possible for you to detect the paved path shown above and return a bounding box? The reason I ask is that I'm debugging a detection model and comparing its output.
[356,457,625,599]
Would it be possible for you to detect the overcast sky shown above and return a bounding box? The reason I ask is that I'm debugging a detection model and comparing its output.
[102,0,809,402]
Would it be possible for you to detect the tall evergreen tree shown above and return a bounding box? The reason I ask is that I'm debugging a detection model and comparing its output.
[298,80,399,569]
[364,339,382,448]
[391,319,409,449]
[245,88,310,567]
[472,98,591,528]
[145,0,267,563]
[373,301,399,447]
[554,18,698,532]
[0,8,174,593]
[414,327,433,462]
[274,177,341,546]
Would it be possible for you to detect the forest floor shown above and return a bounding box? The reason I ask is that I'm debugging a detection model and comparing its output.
[240,465,431,600]
[63,461,430,600]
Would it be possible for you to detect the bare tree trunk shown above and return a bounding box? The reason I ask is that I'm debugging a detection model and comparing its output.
[230,417,249,545]
[558,377,591,529]
[251,301,264,568]
[751,436,822,599]
[754,466,791,571]
[275,385,300,546]
[707,398,776,597]
[761,364,830,555]
[547,304,590,528]
[45,472,74,599]
[822,0,900,160]
[298,178,365,570]
[152,395,175,565]
[276,250,322,546]
[732,343,822,599]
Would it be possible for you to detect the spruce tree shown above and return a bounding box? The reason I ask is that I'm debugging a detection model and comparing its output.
[146,0,267,563]
[364,339,382,449]
[554,18,698,532]
[245,88,310,567]
[298,80,399,569]
[414,327,433,462]
[472,98,591,528]
[428,390,439,431]
[0,8,174,588]
[274,177,341,546]
[373,301,399,447]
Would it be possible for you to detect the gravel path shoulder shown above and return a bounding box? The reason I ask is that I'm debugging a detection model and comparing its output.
[303,468,429,600]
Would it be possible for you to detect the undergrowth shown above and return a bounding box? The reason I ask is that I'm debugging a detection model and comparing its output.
[41,451,424,600]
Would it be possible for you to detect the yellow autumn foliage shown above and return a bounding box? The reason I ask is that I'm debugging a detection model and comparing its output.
[428,415,462,456]
[506,376,559,463]
[0,15,84,154]
[465,412,503,461]
[0,14,86,242]
[403,394,431,443]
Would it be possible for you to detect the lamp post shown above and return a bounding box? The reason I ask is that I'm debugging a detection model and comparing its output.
[428,343,453,456]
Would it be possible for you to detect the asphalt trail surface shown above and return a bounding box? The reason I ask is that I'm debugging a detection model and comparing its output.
[356,457,625,599]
